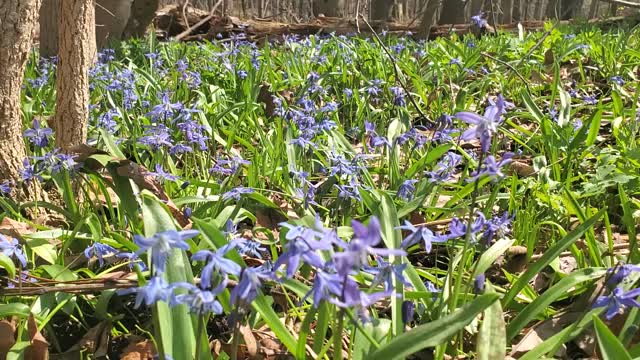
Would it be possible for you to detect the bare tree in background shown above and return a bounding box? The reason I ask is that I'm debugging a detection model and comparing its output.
[0,0,42,201]
[123,0,159,37]
[372,0,392,20]
[440,0,466,24]
[313,0,346,17]
[420,0,441,36]
[53,0,96,151]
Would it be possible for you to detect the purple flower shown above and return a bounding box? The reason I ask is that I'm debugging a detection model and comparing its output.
[274,223,331,277]
[0,235,27,268]
[115,252,147,271]
[610,76,625,86]
[402,300,415,324]
[456,95,509,153]
[237,70,248,79]
[0,181,13,196]
[390,86,406,107]
[20,158,42,184]
[149,164,179,182]
[230,264,274,306]
[134,230,199,274]
[147,93,183,121]
[593,287,640,320]
[236,239,266,259]
[138,124,174,150]
[334,217,406,276]
[364,256,411,292]
[482,212,512,243]
[449,58,462,66]
[397,221,447,252]
[119,276,174,308]
[192,242,242,287]
[397,179,418,201]
[24,120,53,148]
[606,264,640,289]
[468,153,513,180]
[471,12,488,28]
[222,186,254,201]
[84,242,118,266]
[474,273,486,294]
[171,278,226,315]
[329,278,392,321]
[303,269,343,307]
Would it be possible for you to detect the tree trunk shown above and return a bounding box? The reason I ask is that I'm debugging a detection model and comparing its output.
[501,0,513,23]
[371,0,391,20]
[440,0,466,24]
[419,0,441,36]
[96,0,132,49]
[53,0,96,152]
[39,0,59,58]
[0,0,42,201]
[313,0,345,17]
[122,0,159,38]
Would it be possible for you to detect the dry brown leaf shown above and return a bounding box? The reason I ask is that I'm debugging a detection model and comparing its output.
[239,324,259,358]
[0,218,34,241]
[510,312,581,358]
[25,314,48,360]
[510,161,535,177]
[121,338,156,360]
[0,320,16,359]
[66,320,111,356]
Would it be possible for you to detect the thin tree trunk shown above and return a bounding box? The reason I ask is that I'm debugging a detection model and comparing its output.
[589,0,599,17]
[419,0,441,36]
[0,0,42,201]
[39,0,59,58]
[440,0,466,24]
[54,0,96,152]
[123,0,159,38]
[501,0,512,23]
[371,0,391,20]
[96,0,132,49]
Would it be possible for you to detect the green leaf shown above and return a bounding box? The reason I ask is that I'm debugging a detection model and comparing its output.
[368,293,499,360]
[0,303,31,318]
[405,144,452,179]
[6,341,30,360]
[252,295,298,354]
[502,209,604,308]
[353,319,391,360]
[98,128,126,158]
[0,253,16,280]
[593,315,632,360]
[507,267,607,340]
[141,193,195,360]
[472,238,515,278]
[477,286,506,360]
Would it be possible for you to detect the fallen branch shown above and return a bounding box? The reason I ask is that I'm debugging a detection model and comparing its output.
[598,0,640,8]
[175,0,223,41]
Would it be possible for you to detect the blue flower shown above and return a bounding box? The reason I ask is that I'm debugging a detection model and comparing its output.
[149,164,179,182]
[0,181,13,196]
[397,221,447,252]
[222,186,254,201]
[115,252,147,271]
[20,158,43,184]
[471,12,488,28]
[474,273,486,294]
[606,264,640,289]
[593,287,640,320]
[610,76,625,86]
[334,217,405,276]
[134,230,199,274]
[302,269,343,307]
[329,277,392,321]
[468,153,514,181]
[402,300,415,324]
[147,93,183,121]
[84,242,118,266]
[171,279,226,315]
[397,179,418,201]
[24,120,53,148]
[364,256,411,292]
[0,235,27,268]
[119,276,174,308]
[236,239,266,259]
[230,264,274,306]
[456,97,509,153]
[192,242,242,288]
[390,86,406,107]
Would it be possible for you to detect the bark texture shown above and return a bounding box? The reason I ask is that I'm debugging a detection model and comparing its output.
[371,0,391,20]
[123,0,159,38]
[96,0,133,49]
[439,0,466,24]
[312,0,345,17]
[53,0,96,151]
[39,0,59,58]
[0,0,41,200]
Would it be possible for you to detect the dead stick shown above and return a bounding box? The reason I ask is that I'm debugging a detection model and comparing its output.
[175,0,224,41]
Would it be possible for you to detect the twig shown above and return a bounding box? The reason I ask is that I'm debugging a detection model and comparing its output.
[175,0,224,41]
[182,1,190,31]
[0,278,238,296]
[360,16,434,126]
[598,0,640,8]
[480,51,531,91]
[355,0,361,33]
[515,23,556,68]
